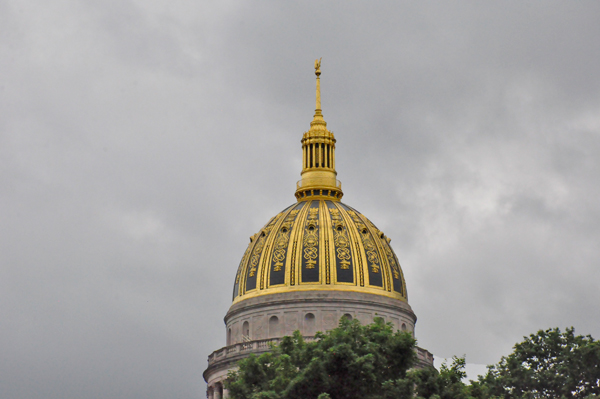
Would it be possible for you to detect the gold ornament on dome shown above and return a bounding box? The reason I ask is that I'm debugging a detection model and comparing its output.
[334,231,351,270]
[348,210,381,274]
[271,210,299,272]
[248,223,275,278]
[330,209,351,270]
[248,237,264,277]
[303,208,319,269]
[377,228,401,280]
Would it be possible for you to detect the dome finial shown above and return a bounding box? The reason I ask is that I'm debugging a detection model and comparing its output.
[295,59,343,201]
[312,58,324,122]
[315,58,322,111]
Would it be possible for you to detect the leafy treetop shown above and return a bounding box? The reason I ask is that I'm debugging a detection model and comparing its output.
[225,321,600,399]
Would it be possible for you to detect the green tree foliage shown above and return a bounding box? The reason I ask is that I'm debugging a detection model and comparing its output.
[476,327,600,399]
[226,317,430,399]
[411,356,472,399]
[225,322,599,399]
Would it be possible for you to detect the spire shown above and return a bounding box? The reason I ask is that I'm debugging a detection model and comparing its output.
[315,58,322,110]
[310,58,326,128]
[295,59,343,201]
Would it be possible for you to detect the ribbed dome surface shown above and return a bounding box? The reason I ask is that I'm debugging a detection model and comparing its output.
[232,199,407,304]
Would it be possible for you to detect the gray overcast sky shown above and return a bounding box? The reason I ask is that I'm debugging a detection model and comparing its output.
[2,1,600,398]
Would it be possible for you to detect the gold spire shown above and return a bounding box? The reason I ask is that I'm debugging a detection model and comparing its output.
[315,58,321,110]
[295,59,343,201]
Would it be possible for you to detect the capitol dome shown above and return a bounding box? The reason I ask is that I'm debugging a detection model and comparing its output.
[232,199,407,304]
[204,61,432,399]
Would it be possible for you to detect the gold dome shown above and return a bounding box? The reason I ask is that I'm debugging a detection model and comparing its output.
[231,60,407,305]
[232,199,407,304]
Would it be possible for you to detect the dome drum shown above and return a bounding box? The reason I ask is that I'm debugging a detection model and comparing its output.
[225,290,417,346]
[204,290,421,394]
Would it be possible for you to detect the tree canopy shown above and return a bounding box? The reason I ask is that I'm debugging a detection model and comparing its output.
[225,317,465,399]
[225,321,600,399]
[475,327,600,399]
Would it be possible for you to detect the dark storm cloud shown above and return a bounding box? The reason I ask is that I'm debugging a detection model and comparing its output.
[1,1,599,397]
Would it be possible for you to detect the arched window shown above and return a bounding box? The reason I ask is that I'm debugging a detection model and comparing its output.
[304,313,316,335]
[268,316,279,338]
[343,313,353,321]
[227,328,232,345]
[242,321,250,341]
[401,323,407,331]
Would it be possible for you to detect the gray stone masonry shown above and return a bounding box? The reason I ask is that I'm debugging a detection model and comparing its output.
[204,290,433,396]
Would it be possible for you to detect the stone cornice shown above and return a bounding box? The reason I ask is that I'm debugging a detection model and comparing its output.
[226,290,416,323]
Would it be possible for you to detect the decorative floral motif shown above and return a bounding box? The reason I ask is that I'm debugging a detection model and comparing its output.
[335,239,351,268]
[248,223,275,277]
[329,208,342,226]
[333,231,351,269]
[248,235,265,277]
[381,239,400,279]
[347,210,380,273]
[367,220,400,288]
[303,207,319,269]
[329,208,351,269]
[271,210,299,272]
